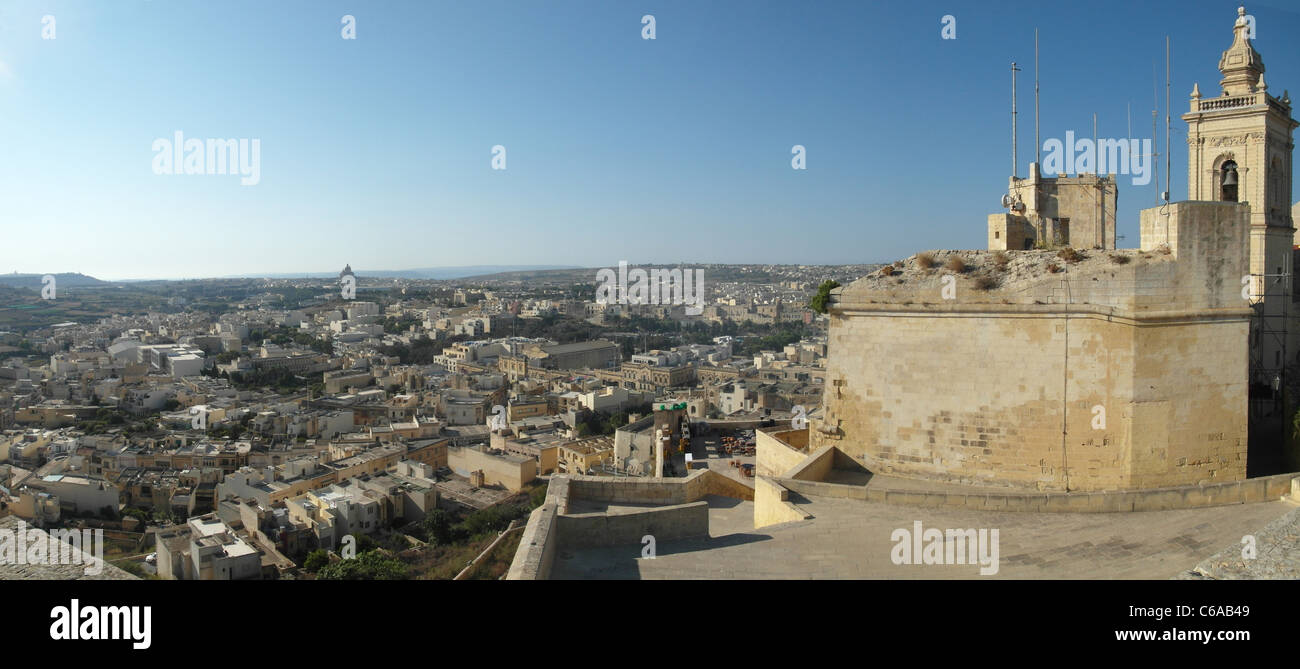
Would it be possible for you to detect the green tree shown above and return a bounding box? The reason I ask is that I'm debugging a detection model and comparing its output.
[302,549,330,573]
[809,280,841,315]
[423,509,454,546]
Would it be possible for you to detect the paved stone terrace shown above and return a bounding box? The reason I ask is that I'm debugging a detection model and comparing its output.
[550,494,1298,579]
[1176,504,1300,579]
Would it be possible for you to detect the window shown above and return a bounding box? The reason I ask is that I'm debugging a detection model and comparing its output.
[1221,160,1239,202]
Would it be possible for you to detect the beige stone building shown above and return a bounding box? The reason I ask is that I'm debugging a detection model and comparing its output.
[1183,7,1297,386]
[558,435,615,475]
[989,167,1117,251]
[447,445,537,491]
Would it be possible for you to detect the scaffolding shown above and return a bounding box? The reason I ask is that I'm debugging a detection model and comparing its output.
[1248,266,1291,422]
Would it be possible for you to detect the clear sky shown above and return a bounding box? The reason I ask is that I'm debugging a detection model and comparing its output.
[1,0,1297,280]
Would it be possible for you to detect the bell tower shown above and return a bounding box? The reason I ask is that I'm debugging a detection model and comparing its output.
[1184,6,1297,383]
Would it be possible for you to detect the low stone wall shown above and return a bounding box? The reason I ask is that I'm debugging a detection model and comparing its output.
[556,502,709,548]
[785,444,836,481]
[755,476,812,528]
[685,469,755,501]
[702,418,793,431]
[505,501,561,580]
[507,470,751,579]
[775,471,1300,513]
[567,476,689,505]
[566,469,754,505]
[756,428,808,478]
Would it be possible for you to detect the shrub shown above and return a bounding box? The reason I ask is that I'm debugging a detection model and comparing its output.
[1057,247,1084,263]
[992,251,1009,270]
[808,280,841,315]
[316,551,407,580]
[944,256,967,273]
[529,483,549,509]
[1109,254,1131,265]
[380,532,411,552]
[458,503,531,539]
[117,560,146,578]
[352,533,378,554]
[974,274,998,290]
[1047,263,1062,273]
[916,252,936,269]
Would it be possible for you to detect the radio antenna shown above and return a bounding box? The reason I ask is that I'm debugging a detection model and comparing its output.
[1170,35,1180,202]
[1012,61,1021,178]
[1152,63,1160,205]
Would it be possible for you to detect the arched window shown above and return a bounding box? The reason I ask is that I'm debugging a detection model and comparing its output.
[1221,160,1239,202]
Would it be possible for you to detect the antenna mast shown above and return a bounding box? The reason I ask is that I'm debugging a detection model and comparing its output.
[1170,35,1180,201]
[1095,112,1103,247]
[1035,30,1040,167]
[1012,62,1021,178]
[1152,64,1160,205]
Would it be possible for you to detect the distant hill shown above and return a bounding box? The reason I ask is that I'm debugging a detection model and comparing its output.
[0,272,107,289]
[213,265,585,281]
[456,263,884,284]
[456,267,601,283]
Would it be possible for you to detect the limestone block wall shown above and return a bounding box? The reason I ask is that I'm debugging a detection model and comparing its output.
[813,308,1249,490]
[1129,319,1248,487]
[1139,201,1251,311]
[555,502,709,549]
[813,202,1251,491]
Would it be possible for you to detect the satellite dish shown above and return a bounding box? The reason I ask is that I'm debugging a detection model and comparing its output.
[1001,194,1013,208]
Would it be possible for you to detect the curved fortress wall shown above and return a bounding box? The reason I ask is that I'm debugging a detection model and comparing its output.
[813,202,1251,492]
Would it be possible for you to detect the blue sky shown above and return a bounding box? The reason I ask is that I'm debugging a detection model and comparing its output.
[1,0,1297,280]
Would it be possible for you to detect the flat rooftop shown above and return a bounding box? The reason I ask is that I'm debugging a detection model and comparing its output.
[550,494,1298,579]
